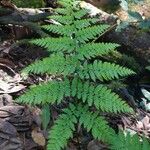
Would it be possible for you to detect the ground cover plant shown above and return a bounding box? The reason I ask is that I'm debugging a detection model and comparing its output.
[16,0,150,149]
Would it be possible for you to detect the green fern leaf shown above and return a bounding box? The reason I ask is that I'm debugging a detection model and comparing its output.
[16,0,136,149]
[42,24,74,36]
[49,15,73,25]
[16,79,70,105]
[55,8,70,15]
[17,77,133,113]
[77,104,115,142]
[74,9,88,19]
[30,37,75,53]
[47,108,77,150]
[76,25,110,43]
[70,78,133,113]
[22,53,78,75]
[74,18,99,29]
[77,43,119,60]
[110,131,150,150]
[78,60,135,81]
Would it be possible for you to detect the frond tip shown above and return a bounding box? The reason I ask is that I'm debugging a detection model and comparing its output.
[77,104,115,142]
[76,25,110,43]
[77,43,120,60]
[78,60,135,81]
[47,108,77,150]
[30,37,75,53]
[16,79,71,105]
[22,53,77,76]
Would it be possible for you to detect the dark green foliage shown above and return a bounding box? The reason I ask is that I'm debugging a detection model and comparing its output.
[47,103,115,149]
[146,66,150,71]
[41,104,51,130]
[17,0,137,149]
[12,0,45,8]
[139,19,150,31]
[108,51,142,72]
[47,105,77,150]
[18,77,133,113]
[110,131,150,150]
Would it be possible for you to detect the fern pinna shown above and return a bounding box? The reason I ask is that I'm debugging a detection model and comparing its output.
[17,0,136,149]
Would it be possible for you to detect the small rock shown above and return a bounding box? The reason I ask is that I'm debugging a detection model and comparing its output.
[0,94,13,107]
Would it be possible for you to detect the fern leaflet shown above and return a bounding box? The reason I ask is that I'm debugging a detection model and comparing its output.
[76,25,110,43]
[77,43,120,60]
[78,60,135,81]
[47,107,77,150]
[31,37,75,53]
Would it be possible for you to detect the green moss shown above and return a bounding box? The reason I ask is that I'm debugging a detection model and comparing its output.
[12,0,45,8]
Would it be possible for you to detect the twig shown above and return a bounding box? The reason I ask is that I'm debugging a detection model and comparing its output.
[0,63,16,75]
[92,23,117,43]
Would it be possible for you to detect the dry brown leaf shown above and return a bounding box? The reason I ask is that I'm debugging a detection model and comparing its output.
[0,80,25,94]
[136,121,144,130]
[142,115,150,129]
[31,127,45,146]
[32,107,42,127]
[0,68,25,94]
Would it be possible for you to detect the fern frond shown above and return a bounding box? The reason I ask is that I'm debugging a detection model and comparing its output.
[42,18,99,36]
[78,60,135,81]
[42,24,74,36]
[76,25,110,43]
[17,1,136,148]
[47,107,77,150]
[22,53,78,75]
[77,104,114,142]
[74,18,99,29]
[55,8,69,15]
[77,43,119,60]
[110,131,150,150]
[30,37,75,53]
[49,15,73,25]
[74,9,88,19]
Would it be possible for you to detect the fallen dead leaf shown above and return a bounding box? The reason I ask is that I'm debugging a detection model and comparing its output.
[136,121,144,130]
[31,127,46,147]
[0,80,26,94]
[142,115,150,130]
[0,94,13,107]
[0,68,25,94]
[32,107,42,127]
[0,119,23,149]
